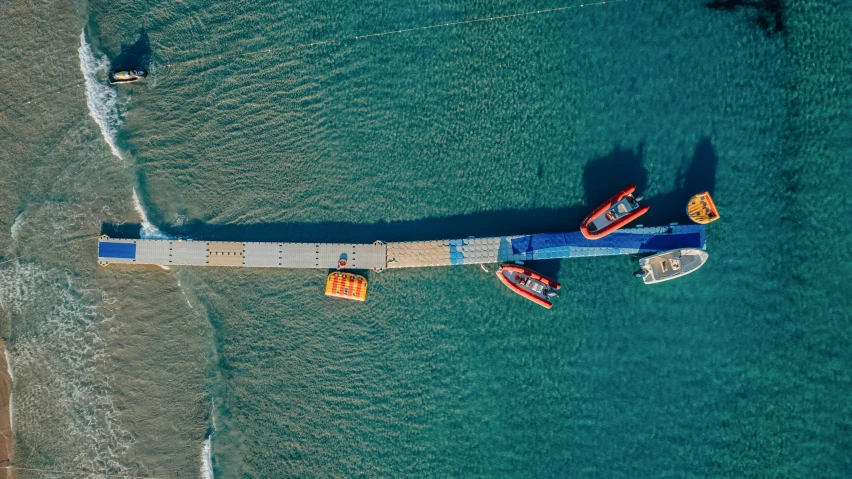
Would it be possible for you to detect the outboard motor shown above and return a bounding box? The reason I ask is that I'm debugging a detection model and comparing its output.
[632,194,644,203]
[633,269,646,278]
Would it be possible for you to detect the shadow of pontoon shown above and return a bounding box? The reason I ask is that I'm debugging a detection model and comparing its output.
[705,0,785,36]
[104,138,719,279]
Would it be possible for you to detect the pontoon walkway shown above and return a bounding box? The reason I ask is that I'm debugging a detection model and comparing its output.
[98,224,706,270]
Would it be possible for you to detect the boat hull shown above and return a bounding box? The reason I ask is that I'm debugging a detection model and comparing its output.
[496,265,560,309]
[108,69,147,84]
[637,249,708,284]
[580,185,649,240]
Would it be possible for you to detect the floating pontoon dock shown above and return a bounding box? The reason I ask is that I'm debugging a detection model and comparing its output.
[98,224,706,270]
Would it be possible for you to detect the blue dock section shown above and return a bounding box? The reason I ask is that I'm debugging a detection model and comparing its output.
[503,224,706,262]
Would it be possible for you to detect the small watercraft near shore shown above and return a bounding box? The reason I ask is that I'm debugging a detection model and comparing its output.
[496,264,560,309]
[686,191,720,224]
[581,185,649,240]
[324,272,368,301]
[633,249,708,284]
[108,68,147,84]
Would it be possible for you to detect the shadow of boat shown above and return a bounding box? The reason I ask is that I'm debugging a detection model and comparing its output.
[110,29,151,72]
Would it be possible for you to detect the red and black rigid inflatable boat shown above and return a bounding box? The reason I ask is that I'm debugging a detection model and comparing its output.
[580,185,649,240]
[496,265,561,309]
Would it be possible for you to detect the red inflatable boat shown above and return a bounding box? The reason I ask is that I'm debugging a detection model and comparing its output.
[580,185,649,240]
[496,265,561,309]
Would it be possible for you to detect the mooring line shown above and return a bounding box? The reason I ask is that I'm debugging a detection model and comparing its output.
[0,464,165,478]
[167,0,626,67]
[352,0,625,40]
[0,0,628,114]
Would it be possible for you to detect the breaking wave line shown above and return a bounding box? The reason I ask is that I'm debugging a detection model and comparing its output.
[201,434,214,479]
[78,30,123,162]
[10,213,24,242]
[132,189,169,239]
[0,263,134,477]
[79,31,169,240]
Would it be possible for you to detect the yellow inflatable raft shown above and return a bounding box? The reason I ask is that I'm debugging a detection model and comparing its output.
[324,272,368,302]
[687,192,720,225]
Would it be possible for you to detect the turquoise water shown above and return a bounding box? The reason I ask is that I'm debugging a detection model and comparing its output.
[0,0,850,477]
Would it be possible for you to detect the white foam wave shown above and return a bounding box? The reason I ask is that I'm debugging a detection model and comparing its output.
[4,349,12,383]
[1,264,133,476]
[0,262,46,313]
[132,189,169,239]
[201,435,214,479]
[174,280,193,307]
[4,348,12,430]
[7,391,12,433]
[201,398,216,479]
[78,31,173,242]
[78,30,123,162]
[10,212,23,242]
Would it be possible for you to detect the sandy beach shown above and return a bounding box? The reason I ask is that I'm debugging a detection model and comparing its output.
[0,340,12,479]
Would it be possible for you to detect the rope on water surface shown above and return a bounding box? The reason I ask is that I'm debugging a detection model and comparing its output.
[0,464,167,478]
[0,0,629,114]
[351,0,628,40]
[168,0,629,66]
